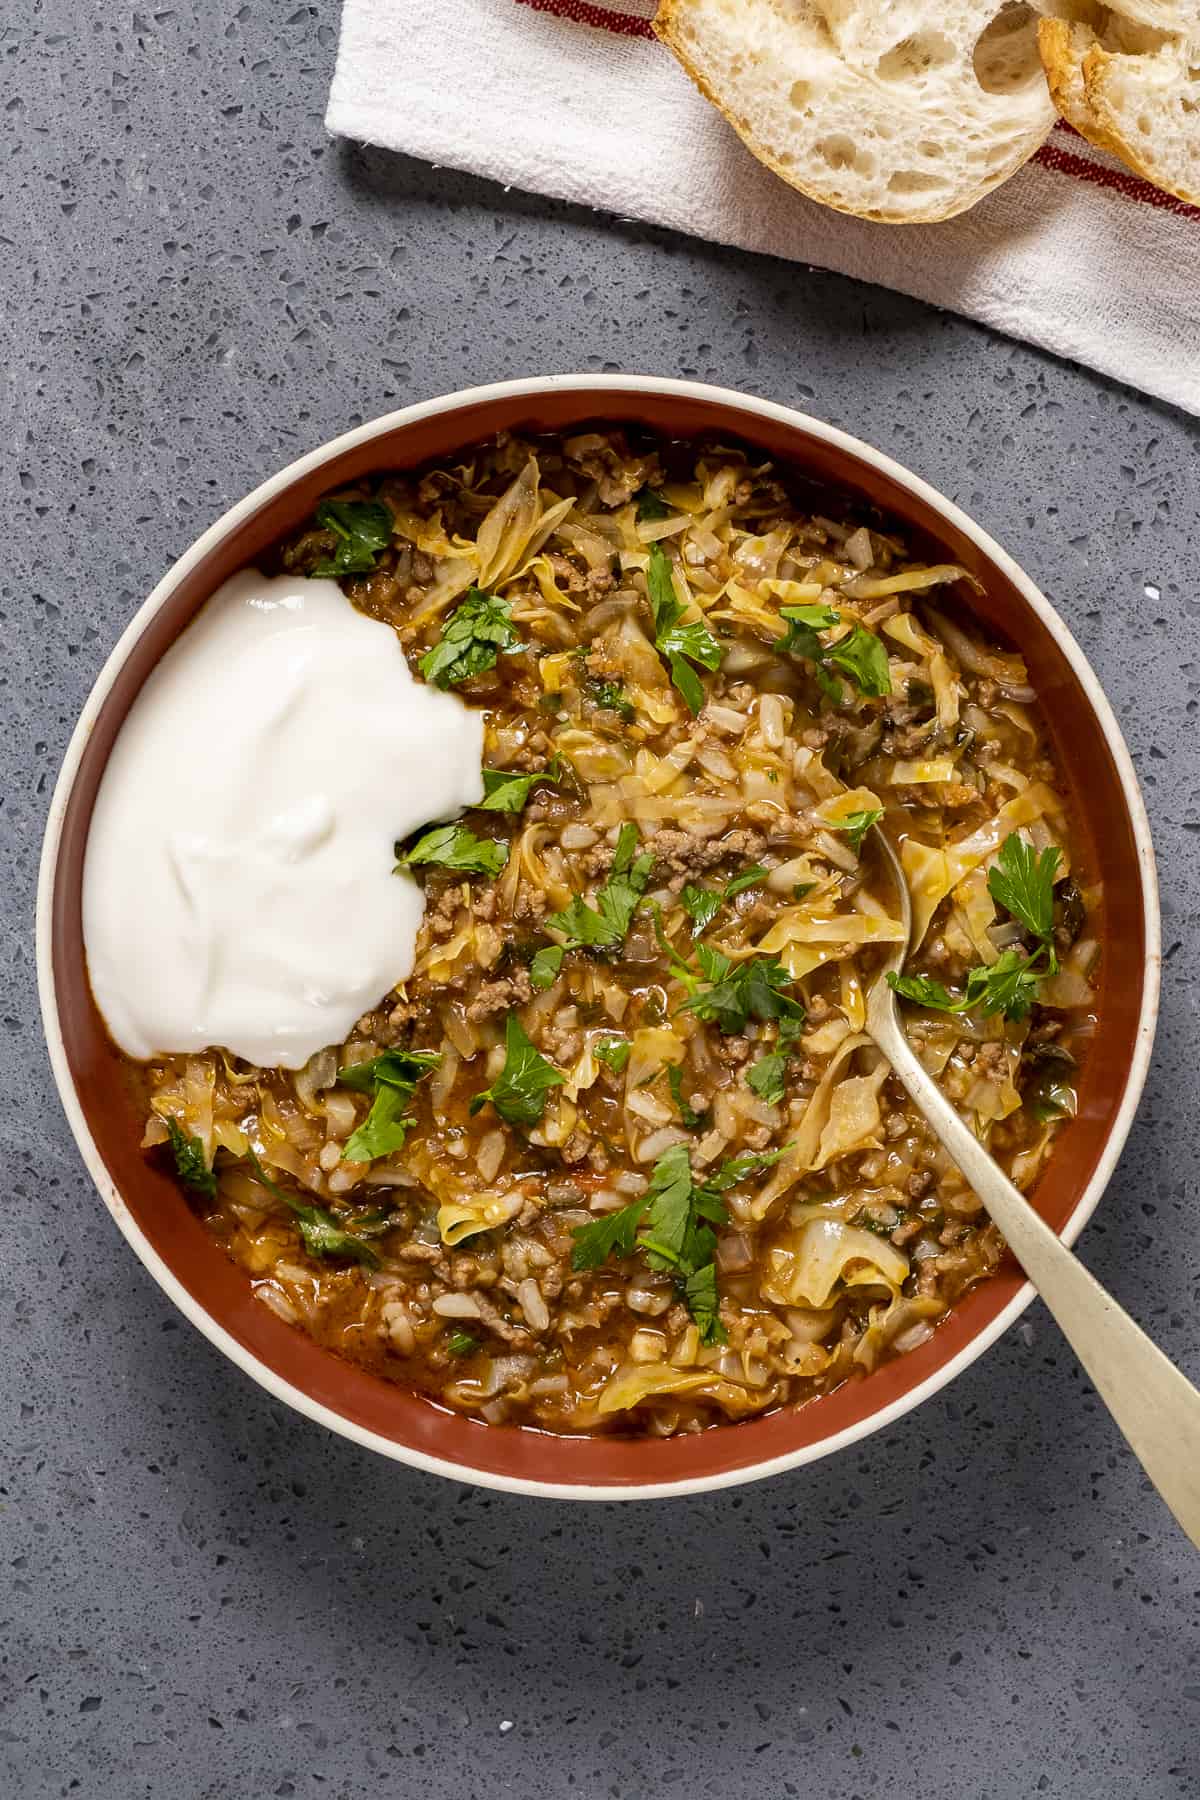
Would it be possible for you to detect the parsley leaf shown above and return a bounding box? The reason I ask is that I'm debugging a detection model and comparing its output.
[682,1262,724,1347]
[987,833,1061,948]
[165,1118,216,1199]
[775,604,891,702]
[774,602,840,661]
[680,867,769,937]
[571,1143,791,1345]
[571,1196,649,1270]
[397,823,509,878]
[546,822,654,951]
[529,944,565,991]
[446,1330,480,1357]
[681,950,806,1037]
[594,1036,631,1075]
[469,1015,564,1128]
[825,623,892,698]
[962,949,1045,1023]
[647,543,722,714]
[339,1048,439,1163]
[827,807,883,854]
[342,1083,419,1162]
[680,883,721,935]
[701,1146,791,1195]
[635,484,671,522]
[292,1207,382,1265]
[337,1048,441,1095]
[724,864,769,899]
[479,759,560,814]
[667,1063,707,1130]
[311,498,393,577]
[886,971,962,1012]
[637,1143,707,1272]
[418,587,524,688]
[887,946,1049,1024]
[587,677,636,723]
[747,1053,787,1106]
[245,1150,380,1267]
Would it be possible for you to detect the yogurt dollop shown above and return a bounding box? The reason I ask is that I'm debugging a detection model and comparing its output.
[83,570,484,1069]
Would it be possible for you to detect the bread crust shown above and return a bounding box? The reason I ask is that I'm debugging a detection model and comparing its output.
[655,0,1055,226]
[1038,15,1200,207]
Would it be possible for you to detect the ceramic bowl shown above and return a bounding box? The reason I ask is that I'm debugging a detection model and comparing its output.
[38,375,1160,1498]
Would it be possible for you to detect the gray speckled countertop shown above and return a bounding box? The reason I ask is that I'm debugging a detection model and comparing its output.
[4,5,1200,1797]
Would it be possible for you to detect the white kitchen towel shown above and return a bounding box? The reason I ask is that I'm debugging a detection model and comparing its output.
[327,0,1200,416]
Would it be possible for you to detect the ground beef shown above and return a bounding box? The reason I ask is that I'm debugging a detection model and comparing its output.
[563,431,653,507]
[424,882,464,940]
[466,968,534,1021]
[473,1292,532,1347]
[547,551,586,593]
[513,890,548,924]
[649,826,766,885]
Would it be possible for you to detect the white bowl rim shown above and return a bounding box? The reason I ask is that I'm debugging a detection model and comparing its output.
[36,372,1162,1501]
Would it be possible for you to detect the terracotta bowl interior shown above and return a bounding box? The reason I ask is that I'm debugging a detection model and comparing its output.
[50,386,1147,1491]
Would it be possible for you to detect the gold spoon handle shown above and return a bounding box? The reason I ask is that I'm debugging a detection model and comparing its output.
[867,831,1200,1550]
[869,993,1200,1547]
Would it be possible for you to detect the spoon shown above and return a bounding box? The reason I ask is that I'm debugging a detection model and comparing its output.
[866,828,1200,1549]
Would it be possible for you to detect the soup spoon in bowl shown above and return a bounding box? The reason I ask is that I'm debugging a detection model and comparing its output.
[865,828,1200,1550]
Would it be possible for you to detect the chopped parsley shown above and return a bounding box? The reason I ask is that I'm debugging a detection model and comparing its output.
[245,1149,380,1266]
[680,866,769,935]
[586,676,636,723]
[775,604,892,703]
[827,807,883,854]
[571,1143,789,1345]
[469,1015,564,1129]
[887,834,1065,1025]
[635,484,672,522]
[478,759,560,813]
[165,1118,216,1200]
[680,945,806,1037]
[594,1036,631,1075]
[667,1062,708,1130]
[680,883,722,935]
[546,822,654,952]
[418,587,524,688]
[529,944,565,990]
[646,543,722,714]
[310,497,393,578]
[774,601,839,662]
[397,822,509,878]
[824,623,892,698]
[747,1053,787,1106]
[987,833,1061,949]
[723,864,769,898]
[884,970,960,1012]
[446,1330,480,1357]
[339,1047,440,1163]
[888,946,1047,1024]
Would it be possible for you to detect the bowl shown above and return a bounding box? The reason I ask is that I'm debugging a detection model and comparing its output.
[37,375,1160,1499]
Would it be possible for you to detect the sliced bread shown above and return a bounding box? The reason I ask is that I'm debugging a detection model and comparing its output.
[1039,12,1200,206]
[654,0,1059,224]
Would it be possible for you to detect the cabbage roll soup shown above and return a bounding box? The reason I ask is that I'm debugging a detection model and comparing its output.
[112,429,1098,1436]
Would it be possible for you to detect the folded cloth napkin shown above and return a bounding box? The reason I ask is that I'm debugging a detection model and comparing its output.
[327,0,1200,416]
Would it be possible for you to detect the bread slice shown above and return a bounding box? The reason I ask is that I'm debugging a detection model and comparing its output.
[1039,12,1200,206]
[654,0,1059,224]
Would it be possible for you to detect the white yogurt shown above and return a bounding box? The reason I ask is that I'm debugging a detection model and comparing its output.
[83,570,484,1068]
